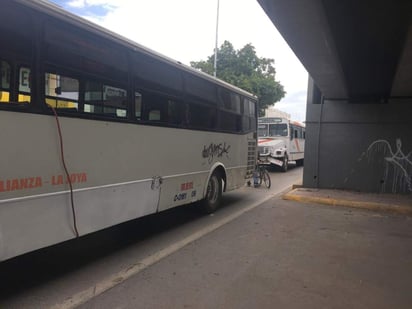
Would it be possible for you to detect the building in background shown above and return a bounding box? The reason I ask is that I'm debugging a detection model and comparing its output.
[264,106,290,120]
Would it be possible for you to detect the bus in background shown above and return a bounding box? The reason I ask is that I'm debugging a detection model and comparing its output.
[257,117,305,172]
[0,0,257,262]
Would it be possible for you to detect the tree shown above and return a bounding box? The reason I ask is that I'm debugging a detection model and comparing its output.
[190,41,285,116]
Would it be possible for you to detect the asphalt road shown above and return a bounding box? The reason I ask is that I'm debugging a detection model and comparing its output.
[77,166,411,309]
[0,165,303,308]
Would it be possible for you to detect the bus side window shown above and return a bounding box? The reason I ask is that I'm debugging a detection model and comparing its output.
[0,60,11,102]
[167,100,185,126]
[249,100,256,116]
[18,66,31,103]
[240,98,257,133]
[148,109,161,121]
[190,103,217,130]
[135,91,142,120]
[84,81,127,117]
[143,94,167,122]
[143,94,185,124]
[45,72,79,110]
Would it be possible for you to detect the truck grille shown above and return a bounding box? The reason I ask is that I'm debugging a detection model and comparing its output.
[258,146,269,155]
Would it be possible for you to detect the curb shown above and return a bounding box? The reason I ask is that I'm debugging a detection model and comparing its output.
[283,191,412,216]
[291,183,303,190]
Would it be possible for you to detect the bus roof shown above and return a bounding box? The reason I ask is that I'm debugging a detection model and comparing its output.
[14,0,257,100]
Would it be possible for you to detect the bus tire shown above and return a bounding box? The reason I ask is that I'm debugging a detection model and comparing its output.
[281,155,288,173]
[201,171,222,214]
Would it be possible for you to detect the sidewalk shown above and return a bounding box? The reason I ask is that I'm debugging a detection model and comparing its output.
[283,187,412,216]
[77,186,412,309]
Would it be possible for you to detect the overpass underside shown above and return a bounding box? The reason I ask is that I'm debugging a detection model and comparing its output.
[258,0,412,194]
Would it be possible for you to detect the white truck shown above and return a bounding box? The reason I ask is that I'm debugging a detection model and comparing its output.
[257,117,305,172]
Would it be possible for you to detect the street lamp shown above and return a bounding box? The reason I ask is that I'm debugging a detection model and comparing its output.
[214,0,220,77]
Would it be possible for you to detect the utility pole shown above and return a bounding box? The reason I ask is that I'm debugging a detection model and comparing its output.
[214,0,220,77]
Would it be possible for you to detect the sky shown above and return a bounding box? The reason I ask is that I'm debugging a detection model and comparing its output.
[48,0,308,121]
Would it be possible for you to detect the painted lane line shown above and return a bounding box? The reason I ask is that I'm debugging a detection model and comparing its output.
[50,184,292,309]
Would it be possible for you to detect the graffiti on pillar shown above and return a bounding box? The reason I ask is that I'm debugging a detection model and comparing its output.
[366,138,412,193]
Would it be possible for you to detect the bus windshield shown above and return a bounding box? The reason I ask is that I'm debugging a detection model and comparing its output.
[258,123,288,137]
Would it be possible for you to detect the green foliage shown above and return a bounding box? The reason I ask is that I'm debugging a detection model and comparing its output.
[190,41,285,116]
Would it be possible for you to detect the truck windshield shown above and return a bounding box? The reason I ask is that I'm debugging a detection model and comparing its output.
[269,123,288,136]
[258,123,288,137]
[258,124,268,137]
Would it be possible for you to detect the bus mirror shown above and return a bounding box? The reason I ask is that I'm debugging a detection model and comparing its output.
[55,87,62,95]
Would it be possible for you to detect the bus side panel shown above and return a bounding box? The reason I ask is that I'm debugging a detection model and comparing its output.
[0,179,160,261]
[289,138,305,161]
[0,111,253,260]
[225,165,248,191]
[156,163,248,213]
[157,174,207,211]
[74,180,159,235]
[0,195,75,261]
[156,133,253,212]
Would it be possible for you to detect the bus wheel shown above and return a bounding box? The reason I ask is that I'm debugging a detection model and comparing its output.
[281,155,288,173]
[201,172,222,214]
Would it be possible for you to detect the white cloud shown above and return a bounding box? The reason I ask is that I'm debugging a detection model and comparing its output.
[276,89,308,122]
[67,0,86,8]
[68,0,116,7]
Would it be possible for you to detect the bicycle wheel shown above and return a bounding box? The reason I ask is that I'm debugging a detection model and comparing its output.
[258,168,263,186]
[253,168,261,187]
[262,169,271,188]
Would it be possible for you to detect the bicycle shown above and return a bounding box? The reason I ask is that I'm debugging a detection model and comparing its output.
[253,162,271,189]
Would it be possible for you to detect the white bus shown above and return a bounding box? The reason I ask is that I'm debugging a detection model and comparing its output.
[0,0,257,261]
[257,117,305,172]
